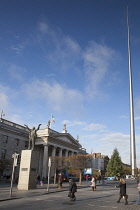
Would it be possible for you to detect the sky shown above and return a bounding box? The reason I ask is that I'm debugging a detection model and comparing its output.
[0,0,140,168]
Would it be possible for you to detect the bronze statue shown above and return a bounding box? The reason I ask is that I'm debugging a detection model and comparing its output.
[24,124,42,150]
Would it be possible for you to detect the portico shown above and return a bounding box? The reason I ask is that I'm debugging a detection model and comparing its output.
[35,125,83,179]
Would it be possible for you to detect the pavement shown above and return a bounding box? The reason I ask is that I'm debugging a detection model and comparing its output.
[0,178,139,209]
[0,180,90,202]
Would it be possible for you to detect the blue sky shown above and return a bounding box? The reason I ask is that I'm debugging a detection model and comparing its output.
[0,0,140,167]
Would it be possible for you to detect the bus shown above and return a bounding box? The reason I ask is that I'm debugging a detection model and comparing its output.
[57,168,81,181]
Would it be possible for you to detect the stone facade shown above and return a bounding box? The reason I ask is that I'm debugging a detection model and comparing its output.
[0,118,86,178]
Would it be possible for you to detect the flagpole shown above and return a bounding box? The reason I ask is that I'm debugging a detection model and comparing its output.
[127,7,136,175]
[50,114,52,129]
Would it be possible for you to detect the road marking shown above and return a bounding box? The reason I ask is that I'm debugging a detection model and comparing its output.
[99,206,107,208]
[88,204,95,206]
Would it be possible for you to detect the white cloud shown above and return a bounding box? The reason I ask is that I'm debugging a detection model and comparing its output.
[62,120,86,127]
[10,40,28,55]
[22,79,84,112]
[135,116,140,120]
[0,85,10,111]
[83,123,106,131]
[37,21,82,72]
[83,41,117,99]
[36,21,120,102]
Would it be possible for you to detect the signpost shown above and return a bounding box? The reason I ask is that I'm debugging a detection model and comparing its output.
[10,153,19,197]
[47,157,51,193]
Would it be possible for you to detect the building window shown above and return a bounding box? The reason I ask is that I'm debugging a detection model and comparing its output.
[1,149,6,159]
[3,135,8,143]
[25,141,28,149]
[15,139,19,146]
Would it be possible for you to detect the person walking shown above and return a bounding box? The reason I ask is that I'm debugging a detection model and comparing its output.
[115,178,128,205]
[90,176,96,191]
[86,174,89,181]
[58,173,63,189]
[37,174,40,184]
[101,175,105,184]
[68,178,77,201]
[136,182,140,205]
[98,175,101,183]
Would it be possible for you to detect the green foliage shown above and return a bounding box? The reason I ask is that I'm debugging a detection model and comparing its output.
[106,148,124,177]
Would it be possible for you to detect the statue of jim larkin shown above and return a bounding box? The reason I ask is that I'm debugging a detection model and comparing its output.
[24,124,42,150]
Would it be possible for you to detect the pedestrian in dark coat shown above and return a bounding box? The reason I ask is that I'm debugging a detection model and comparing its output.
[115,178,128,205]
[68,179,77,201]
[136,182,140,205]
[58,173,63,189]
[98,175,101,183]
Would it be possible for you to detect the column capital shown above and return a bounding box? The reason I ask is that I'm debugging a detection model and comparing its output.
[43,143,48,146]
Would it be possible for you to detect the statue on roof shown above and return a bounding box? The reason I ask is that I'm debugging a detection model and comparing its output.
[47,120,51,128]
[63,123,66,130]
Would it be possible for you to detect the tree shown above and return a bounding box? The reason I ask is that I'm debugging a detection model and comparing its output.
[66,154,92,185]
[106,148,124,177]
[51,156,67,184]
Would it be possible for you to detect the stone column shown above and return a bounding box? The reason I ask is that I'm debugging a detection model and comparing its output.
[65,149,68,158]
[52,146,56,157]
[65,149,68,166]
[42,144,49,180]
[59,148,62,157]
[71,151,74,156]
[38,149,43,177]
[51,146,56,177]
[58,148,62,167]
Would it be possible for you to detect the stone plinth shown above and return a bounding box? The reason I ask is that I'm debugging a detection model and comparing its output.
[18,150,39,190]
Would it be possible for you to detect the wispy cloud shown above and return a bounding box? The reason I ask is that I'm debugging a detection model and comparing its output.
[7,64,26,81]
[22,79,84,113]
[36,21,119,101]
[10,41,27,55]
[0,91,9,111]
[83,41,118,99]
[83,123,106,131]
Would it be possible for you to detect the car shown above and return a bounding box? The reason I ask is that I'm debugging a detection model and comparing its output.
[126,175,135,179]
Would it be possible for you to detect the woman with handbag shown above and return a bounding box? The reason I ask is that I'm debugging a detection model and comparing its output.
[90,176,96,191]
[115,178,128,205]
[68,179,77,201]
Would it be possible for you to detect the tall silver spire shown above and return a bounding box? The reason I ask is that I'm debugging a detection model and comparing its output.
[127,7,137,175]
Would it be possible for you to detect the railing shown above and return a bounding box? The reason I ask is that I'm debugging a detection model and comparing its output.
[0,118,27,131]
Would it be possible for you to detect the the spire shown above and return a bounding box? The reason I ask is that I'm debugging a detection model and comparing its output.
[127,7,137,175]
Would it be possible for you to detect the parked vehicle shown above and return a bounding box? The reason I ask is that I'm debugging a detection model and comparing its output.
[126,175,135,179]
[57,168,81,181]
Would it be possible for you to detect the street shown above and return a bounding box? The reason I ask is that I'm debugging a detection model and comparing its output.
[0,180,139,210]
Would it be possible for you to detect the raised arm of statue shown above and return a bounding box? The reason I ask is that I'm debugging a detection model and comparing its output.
[24,124,31,131]
[37,124,42,131]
